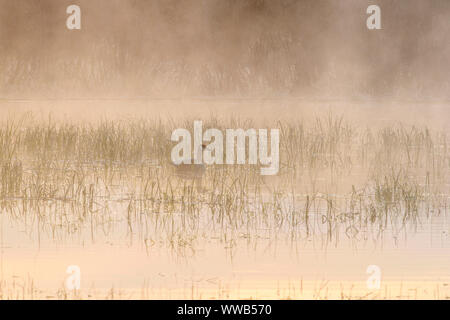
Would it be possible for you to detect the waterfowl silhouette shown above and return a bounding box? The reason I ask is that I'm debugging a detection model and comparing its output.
[172,143,208,191]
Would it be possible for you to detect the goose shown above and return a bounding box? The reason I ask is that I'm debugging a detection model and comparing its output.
[172,144,208,191]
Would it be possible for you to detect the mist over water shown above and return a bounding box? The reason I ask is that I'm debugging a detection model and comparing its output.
[0,0,449,100]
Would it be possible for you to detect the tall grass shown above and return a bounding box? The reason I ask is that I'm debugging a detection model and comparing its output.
[0,113,447,248]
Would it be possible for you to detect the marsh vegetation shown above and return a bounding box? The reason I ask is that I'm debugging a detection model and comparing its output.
[0,112,448,299]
